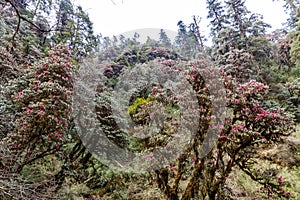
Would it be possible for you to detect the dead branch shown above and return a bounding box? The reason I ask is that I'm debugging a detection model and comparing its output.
[192,15,205,50]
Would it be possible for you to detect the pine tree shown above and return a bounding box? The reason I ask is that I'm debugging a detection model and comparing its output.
[175,21,201,59]
[225,0,249,41]
[207,0,272,82]
[206,0,229,38]
[279,0,300,29]
[51,1,98,59]
[159,29,172,48]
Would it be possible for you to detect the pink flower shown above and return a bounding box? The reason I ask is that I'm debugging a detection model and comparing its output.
[167,165,176,171]
[189,73,196,79]
[145,154,153,159]
[237,86,243,91]
[236,125,245,129]
[26,108,33,114]
[149,113,154,119]
[255,114,264,120]
[218,124,225,129]
[38,110,45,115]
[220,133,226,137]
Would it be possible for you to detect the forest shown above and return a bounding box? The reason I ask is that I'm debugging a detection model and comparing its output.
[0,0,299,199]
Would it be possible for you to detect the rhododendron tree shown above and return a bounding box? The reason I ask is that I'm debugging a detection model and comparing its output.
[150,60,295,200]
[5,45,75,172]
[87,44,296,199]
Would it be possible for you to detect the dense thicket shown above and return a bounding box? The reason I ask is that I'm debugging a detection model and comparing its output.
[0,0,299,199]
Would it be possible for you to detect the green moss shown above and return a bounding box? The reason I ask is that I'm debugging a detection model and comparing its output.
[127,97,154,116]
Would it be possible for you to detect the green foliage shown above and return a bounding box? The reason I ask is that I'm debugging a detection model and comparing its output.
[0,0,98,60]
[206,0,229,37]
[100,42,297,199]
[51,1,99,59]
[293,124,300,139]
[159,29,172,48]
[2,45,76,173]
[280,0,300,29]
[290,29,300,68]
[290,65,300,79]
[284,78,300,121]
[174,20,202,59]
[128,97,154,116]
[227,164,300,200]
[0,0,299,199]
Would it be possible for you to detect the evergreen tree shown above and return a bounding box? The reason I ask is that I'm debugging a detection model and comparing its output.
[52,1,98,59]
[278,0,300,29]
[225,0,249,41]
[146,36,160,47]
[206,0,229,38]
[159,29,172,48]
[175,21,201,59]
[53,0,75,44]
[207,0,272,82]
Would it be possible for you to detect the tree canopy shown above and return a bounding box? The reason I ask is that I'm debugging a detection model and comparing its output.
[0,0,299,199]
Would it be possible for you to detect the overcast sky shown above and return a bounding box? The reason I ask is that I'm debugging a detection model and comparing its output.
[74,0,288,41]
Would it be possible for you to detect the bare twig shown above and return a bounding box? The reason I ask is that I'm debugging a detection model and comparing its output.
[192,15,205,50]
[110,0,116,5]
[110,0,123,5]
[33,0,41,19]
[0,144,57,200]
[5,0,53,49]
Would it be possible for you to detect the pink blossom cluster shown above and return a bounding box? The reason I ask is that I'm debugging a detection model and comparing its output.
[167,165,176,171]
[237,80,269,95]
[12,45,75,148]
[255,110,278,120]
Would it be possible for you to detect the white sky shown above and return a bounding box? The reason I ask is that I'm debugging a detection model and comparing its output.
[74,0,288,41]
